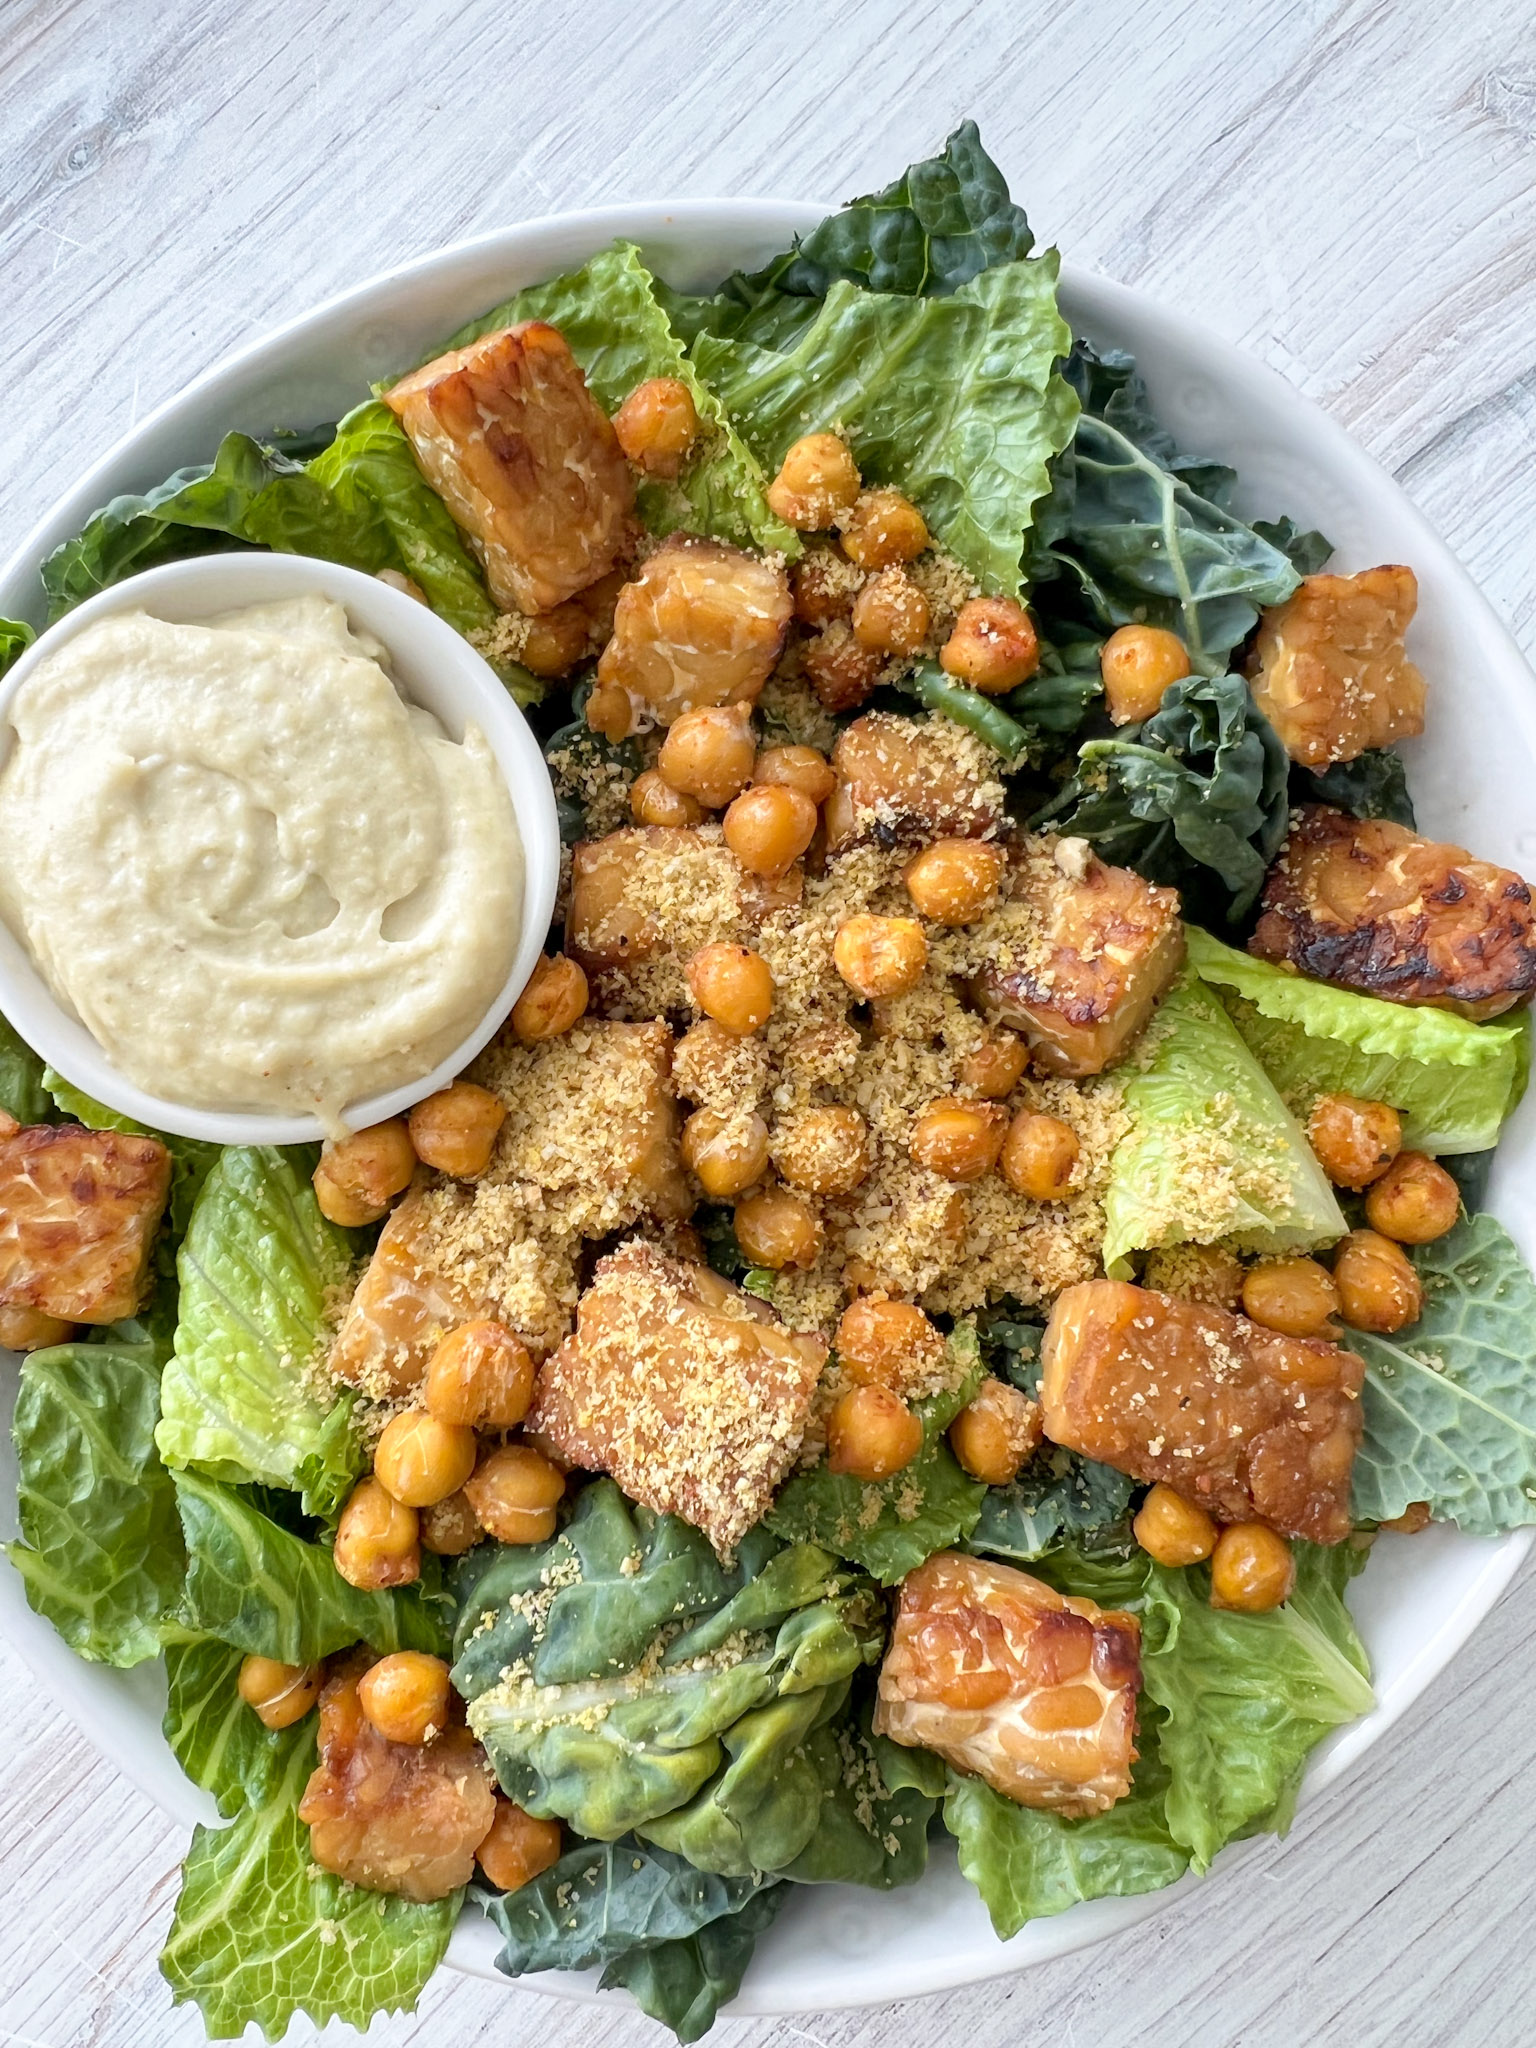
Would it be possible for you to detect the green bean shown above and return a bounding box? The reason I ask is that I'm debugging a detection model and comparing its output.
[894,662,1031,760]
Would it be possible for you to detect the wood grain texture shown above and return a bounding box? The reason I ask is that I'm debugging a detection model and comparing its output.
[2,0,1534,2042]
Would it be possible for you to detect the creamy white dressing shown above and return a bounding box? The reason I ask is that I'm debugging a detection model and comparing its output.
[0,594,522,1128]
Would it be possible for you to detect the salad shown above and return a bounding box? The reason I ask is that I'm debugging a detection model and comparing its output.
[4,123,1536,2044]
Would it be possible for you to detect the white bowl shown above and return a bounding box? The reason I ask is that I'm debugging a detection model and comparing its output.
[0,552,560,1145]
[2,198,1533,2018]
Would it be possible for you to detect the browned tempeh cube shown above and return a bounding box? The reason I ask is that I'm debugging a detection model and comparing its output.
[0,1114,170,1324]
[1248,565,1426,768]
[1251,804,1536,1020]
[528,1242,826,1555]
[596,536,791,725]
[385,321,634,614]
[874,1550,1141,1817]
[1040,1279,1364,1543]
[823,711,1006,851]
[971,839,1184,1076]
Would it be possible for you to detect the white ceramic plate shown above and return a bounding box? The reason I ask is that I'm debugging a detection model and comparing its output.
[2,199,1533,2018]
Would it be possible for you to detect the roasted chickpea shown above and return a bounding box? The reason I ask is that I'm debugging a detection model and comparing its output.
[949,1377,1042,1486]
[1333,1228,1424,1334]
[631,768,704,828]
[1381,1501,1432,1535]
[771,1106,870,1197]
[1240,1257,1341,1338]
[424,1320,535,1430]
[1209,1523,1295,1612]
[1306,1093,1402,1189]
[839,487,929,568]
[832,913,928,999]
[585,680,634,742]
[834,1297,943,1389]
[903,838,1004,925]
[511,953,588,1044]
[1099,624,1190,725]
[734,1185,822,1270]
[357,1652,453,1746]
[911,1098,1007,1182]
[238,1654,323,1730]
[517,601,591,679]
[999,1111,1080,1200]
[659,701,757,808]
[1363,1151,1460,1244]
[686,943,774,1034]
[723,783,818,878]
[463,1444,566,1545]
[939,596,1039,694]
[408,1082,506,1179]
[956,1032,1030,1100]
[477,1796,564,1893]
[0,1305,73,1350]
[754,743,836,807]
[419,1489,482,1556]
[374,1410,478,1508]
[792,546,857,628]
[1133,1483,1219,1567]
[826,1384,923,1480]
[612,375,699,478]
[804,625,885,714]
[765,432,861,530]
[312,1119,416,1227]
[851,567,931,655]
[681,1106,771,1199]
[335,1477,420,1589]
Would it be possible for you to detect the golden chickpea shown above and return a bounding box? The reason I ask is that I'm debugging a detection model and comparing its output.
[357,1652,453,1746]
[477,1796,564,1893]
[771,1105,870,1196]
[518,601,590,679]
[658,701,757,809]
[1306,1093,1402,1190]
[585,680,634,742]
[681,1106,771,1199]
[631,767,704,828]
[939,596,1039,694]
[734,1185,822,1270]
[511,953,588,1044]
[804,627,885,714]
[1000,1111,1080,1199]
[1240,1257,1341,1339]
[851,567,931,655]
[827,1384,923,1480]
[766,432,861,530]
[463,1444,566,1545]
[1333,1228,1424,1334]
[419,1489,482,1555]
[956,1032,1030,1100]
[0,1305,73,1350]
[424,1320,535,1430]
[408,1082,506,1179]
[754,743,836,808]
[723,783,818,877]
[839,487,929,568]
[792,546,856,628]
[911,1098,1008,1182]
[312,1119,417,1227]
[832,913,928,999]
[1364,1151,1460,1244]
[334,1477,420,1589]
[1099,624,1190,724]
[612,375,699,478]
[1381,1500,1432,1535]
[237,1654,323,1731]
[949,1378,1042,1486]
[1133,1483,1219,1567]
[903,838,1004,925]
[686,943,774,1034]
[1209,1523,1295,1612]
[374,1410,478,1509]
[834,1297,943,1389]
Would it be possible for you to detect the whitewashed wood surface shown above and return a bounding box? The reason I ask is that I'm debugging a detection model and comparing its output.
[4,0,1536,2041]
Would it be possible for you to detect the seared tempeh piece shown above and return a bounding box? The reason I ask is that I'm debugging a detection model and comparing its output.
[824,711,1006,851]
[875,1551,1141,1817]
[1248,566,1426,767]
[1251,804,1536,1020]
[596,535,792,725]
[0,1114,170,1323]
[1040,1279,1363,1543]
[385,321,633,614]
[528,1242,826,1555]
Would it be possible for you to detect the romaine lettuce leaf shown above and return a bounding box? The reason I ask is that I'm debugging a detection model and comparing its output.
[163,1636,264,1812]
[8,1339,185,1665]
[0,1010,49,1123]
[156,1146,362,1516]
[1185,927,1527,1154]
[0,615,34,673]
[1101,967,1345,1273]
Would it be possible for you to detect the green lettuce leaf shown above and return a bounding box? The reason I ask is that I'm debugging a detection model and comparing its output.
[0,615,35,673]
[967,1445,1135,1564]
[766,1327,986,1582]
[600,1885,785,2043]
[1184,927,1527,1154]
[156,1146,362,1515]
[0,1010,49,1123]
[164,1636,266,1812]
[8,1340,185,1664]
[1102,966,1345,1273]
